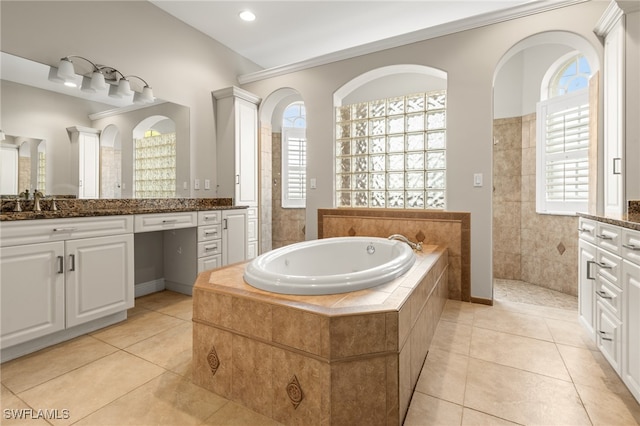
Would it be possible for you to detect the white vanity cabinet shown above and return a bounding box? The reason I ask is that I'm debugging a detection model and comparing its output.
[578,217,640,402]
[214,86,261,256]
[0,216,134,353]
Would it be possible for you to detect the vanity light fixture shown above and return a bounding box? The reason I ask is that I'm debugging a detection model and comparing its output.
[49,56,106,91]
[48,55,153,104]
[239,10,256,22]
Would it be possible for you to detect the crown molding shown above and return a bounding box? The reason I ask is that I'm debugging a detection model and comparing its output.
[88,100,167,121]
[238,0,588,84]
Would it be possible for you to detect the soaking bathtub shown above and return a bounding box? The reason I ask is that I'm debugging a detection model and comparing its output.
[243,236,416,295]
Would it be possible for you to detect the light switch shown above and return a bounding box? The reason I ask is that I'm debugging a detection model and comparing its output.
[473,173,483,187]
[194,179,200,190]
[310,178,317,189]
[204,179,210,190]
[183,181,188,190]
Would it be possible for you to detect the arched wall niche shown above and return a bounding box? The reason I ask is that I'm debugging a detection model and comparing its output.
[491,30,600,297]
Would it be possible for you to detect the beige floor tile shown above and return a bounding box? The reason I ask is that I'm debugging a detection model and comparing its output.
[415,348,469,404]
[464,358,590,426]
[89,310,185,349]
[1,335,117,393]
[1,384,51,425]
[473,308,553,341]
[557,344,630,395]
[440,300,478,325]
[201,400,283,426]
[403,393,463,426]
[17,351,164,426]
[156,297,194,321]
[430,320,472,356]
[469,327,571,381]
[492,299,578,323]
[575,382,640,426]
[545,317,597,350]
[461,408,521,425]
[125,321,192,376]
[74,371,228,426]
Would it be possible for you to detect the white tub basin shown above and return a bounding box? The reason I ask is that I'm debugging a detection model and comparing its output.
[243,236,416,295]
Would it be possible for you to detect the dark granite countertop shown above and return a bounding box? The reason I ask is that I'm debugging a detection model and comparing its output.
[578,212,640,232]
[0,198,246,222]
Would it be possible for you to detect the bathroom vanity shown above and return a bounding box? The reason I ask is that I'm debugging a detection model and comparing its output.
[577,204,640,404]
[0,198,249,361]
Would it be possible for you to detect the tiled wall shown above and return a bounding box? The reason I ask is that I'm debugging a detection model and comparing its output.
[271,132,306,249]
[260,124,273,254]
[493,117,522,279]
[493,114,578,296]
[18,157,30,194]
[318,208,471,302]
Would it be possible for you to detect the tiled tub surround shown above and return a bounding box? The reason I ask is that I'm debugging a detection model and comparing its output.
[0,197,234,220]
[318,208,470,302]
[192,246,448,425]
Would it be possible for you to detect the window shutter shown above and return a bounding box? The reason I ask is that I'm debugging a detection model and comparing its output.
[537,88,589,214]
[282,127,306,208]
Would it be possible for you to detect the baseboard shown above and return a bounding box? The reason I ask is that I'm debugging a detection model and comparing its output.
[165,280,193,296]
[135,279,166,298]
[470,296,493,306]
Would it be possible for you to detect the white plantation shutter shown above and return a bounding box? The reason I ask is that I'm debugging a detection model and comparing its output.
[536,88,589,214]
[282,127,306,208]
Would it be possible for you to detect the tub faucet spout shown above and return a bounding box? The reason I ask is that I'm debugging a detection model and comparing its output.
[388,234,422,251]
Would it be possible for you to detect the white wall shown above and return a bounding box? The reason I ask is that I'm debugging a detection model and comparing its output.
[241,1,607,300]
[0,0,261,197]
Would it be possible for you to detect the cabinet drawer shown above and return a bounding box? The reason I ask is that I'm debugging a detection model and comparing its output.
[596,249,622,287]
[0,215,134,247]
[578,218,597,244]
[198,255,222,273]
[622,228,640,265]
[596,301,622,374]
[595,277,622,320]
[198,240,221,258]
[134,212,197,233]
[198,211,222,226]
[198,224,222,241]
[595,222,621,254]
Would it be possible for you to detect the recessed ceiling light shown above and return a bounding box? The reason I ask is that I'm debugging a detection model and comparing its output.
[239,10,256,22]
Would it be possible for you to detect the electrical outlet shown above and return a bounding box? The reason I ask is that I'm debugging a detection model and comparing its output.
[204,179,210,190]
[194,179,200,190]
[183,181,188,190]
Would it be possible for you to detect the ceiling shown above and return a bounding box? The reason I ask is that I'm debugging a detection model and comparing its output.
[149,1,549,70]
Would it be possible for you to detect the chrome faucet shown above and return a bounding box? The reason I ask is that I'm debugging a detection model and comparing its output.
[388,234,422,251]
[33,190,43,212]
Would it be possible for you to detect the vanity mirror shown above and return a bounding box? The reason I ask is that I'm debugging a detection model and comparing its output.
[0,52,190,198]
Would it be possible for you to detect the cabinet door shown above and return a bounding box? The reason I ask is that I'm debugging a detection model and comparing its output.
[65,234,134,327]
[623,259,640,402]
[222,210,247,265]
[235,98,258,206]
[0,242,65,347]
[596,301,622,374]
[578,239,597,337]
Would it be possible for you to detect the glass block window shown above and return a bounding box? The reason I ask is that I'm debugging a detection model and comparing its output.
[134,132,176,198]
[37,151,46,192]
[335,91,446,209]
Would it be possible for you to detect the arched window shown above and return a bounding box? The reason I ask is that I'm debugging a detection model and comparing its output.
[282,102,306,208]
[537,53,592,214]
